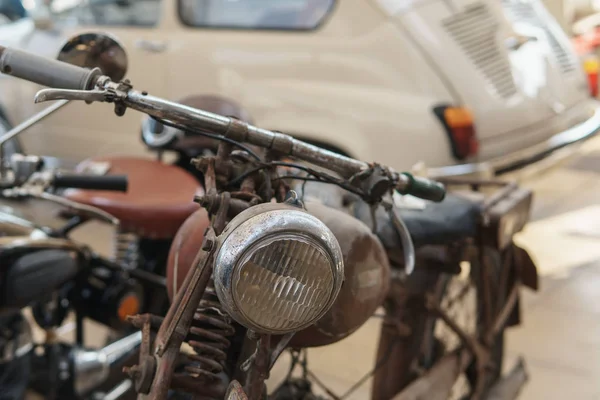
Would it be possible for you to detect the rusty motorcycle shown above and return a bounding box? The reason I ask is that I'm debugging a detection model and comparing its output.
[0,34,538,400]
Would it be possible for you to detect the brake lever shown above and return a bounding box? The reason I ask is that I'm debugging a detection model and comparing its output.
[34,88,108,104]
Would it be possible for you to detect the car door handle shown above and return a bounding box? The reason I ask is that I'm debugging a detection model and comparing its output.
[135,39,168,53]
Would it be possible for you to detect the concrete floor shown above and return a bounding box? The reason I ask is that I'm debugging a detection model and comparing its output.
[11,137,600,399]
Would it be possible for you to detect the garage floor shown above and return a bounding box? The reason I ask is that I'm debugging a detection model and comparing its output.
[13,137,600,400]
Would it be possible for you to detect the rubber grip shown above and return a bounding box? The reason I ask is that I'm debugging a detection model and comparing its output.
[53,173,128,192]
[400,173,446,202]
[0,46,101,90]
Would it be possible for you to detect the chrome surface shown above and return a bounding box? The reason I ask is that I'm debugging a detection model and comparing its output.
[97,379,133,400]
[113,229,140,269]
[73,331,142,396]
[10,154,42,186]
[213,202,344,334]
[58,33,128,82]
[32,76,414,193]
[140,117,180,148]
[427,105,600,178]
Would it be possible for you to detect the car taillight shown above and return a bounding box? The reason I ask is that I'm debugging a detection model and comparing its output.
[434,105,479,160]
[584,57,599,97]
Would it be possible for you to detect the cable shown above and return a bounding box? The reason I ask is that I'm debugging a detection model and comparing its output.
[154,117,262,161]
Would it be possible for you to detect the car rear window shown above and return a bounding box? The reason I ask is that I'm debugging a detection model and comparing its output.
[178,0,335,31]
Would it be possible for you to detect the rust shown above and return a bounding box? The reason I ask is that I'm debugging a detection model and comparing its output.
[225,380,249,400]
[244,334,271,400]
[290,201,390,348]
[170,373,227,398]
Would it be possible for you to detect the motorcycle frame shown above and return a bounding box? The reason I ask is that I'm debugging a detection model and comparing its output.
[129,142,539,400]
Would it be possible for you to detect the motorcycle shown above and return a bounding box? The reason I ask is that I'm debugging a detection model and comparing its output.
[0,34,539,400]
[0,151,157,399]
[0,33,255,323]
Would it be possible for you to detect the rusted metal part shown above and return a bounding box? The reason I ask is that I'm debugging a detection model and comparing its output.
[269,332,295,370]
[513,244,539,291]
[135,231,216,399]
[371,271,438,400]
[392,348,473,400]
[170,373,227,398]
[124,314,155,394]
[480,187,533,250]
[290,201,390,348]
[185,278,236,381]
[485,358,528,400]
[425,292,489,375]
[213,192,230,235]
[195,193,250,218]
[225,380,249,400]
[489,282,520,342]
[154,229,217,357]
[244,334,271,400]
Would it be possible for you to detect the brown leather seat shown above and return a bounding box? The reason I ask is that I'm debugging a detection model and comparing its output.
[65,157,203,239]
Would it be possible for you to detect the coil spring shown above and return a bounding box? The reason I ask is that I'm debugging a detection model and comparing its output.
[184,278,236,381]
[113,229,140,269]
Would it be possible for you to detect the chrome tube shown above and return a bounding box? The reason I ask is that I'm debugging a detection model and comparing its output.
[124,91,368,177]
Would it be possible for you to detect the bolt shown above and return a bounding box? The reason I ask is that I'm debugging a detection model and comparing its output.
[126,314,144,328]
[202,238,214,252]
[123,365,140,378]
[141,91,148,96]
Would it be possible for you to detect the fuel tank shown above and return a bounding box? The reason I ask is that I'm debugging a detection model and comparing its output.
[166,202,390,347]
[290,202,390,347]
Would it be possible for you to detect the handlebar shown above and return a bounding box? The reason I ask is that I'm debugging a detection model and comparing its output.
[0,46,101,90]
[52,173,128,192]
[0,46,445,202]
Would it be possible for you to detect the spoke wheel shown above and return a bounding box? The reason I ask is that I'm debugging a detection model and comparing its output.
[421,247,506,400]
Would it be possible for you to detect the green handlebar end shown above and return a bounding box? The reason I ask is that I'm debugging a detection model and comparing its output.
[400,173,446,202]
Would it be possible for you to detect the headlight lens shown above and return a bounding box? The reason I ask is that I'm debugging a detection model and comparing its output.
[213,203,344,334]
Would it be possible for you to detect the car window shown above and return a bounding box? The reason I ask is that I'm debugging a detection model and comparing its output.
[178,0,335,30]
[50,0,161,27]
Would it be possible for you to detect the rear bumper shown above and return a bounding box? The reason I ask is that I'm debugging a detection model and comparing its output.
[427,105,600,179]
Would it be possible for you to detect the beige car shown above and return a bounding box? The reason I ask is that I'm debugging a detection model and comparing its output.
[0,0,598,177]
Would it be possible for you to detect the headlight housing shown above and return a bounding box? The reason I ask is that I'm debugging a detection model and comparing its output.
[213,202,344,335]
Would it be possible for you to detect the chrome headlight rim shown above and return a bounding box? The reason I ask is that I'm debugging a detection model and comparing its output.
[213,203,344,335]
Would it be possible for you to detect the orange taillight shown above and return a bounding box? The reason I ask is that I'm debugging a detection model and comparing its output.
[442,107,479,159]
[117,293,141,321]
[584,57,599,97]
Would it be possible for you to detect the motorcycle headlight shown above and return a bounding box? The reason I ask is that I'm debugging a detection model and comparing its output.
[213,203,344,334]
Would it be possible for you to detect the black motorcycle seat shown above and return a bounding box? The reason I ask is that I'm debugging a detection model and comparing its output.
[353,193,482,249]
[1,249,78,309]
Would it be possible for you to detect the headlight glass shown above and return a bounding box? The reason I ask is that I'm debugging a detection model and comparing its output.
[213,203,344,334]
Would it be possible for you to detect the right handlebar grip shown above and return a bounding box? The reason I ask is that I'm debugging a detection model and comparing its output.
[0,46,101,90]
[399,173,446,202]
[53,174,128,192]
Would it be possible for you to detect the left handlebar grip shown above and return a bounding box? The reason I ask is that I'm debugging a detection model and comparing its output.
[52,174,128,192]
[0,46,101,90]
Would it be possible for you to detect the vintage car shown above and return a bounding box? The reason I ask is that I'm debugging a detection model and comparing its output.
[0,0,598,178]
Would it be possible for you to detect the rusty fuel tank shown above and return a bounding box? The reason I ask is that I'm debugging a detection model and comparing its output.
[289,201,390,348]
[166,202,390,347]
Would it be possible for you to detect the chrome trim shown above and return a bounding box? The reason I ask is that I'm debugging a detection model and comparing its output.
[427,105,600,179]
[213,202,344,335]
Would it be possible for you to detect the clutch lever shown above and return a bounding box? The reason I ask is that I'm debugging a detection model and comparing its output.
[382,200,415,275]
[34,88,108,104]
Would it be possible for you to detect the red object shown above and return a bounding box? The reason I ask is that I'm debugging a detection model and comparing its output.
[450,126,479,159]
[589,72,599,97]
